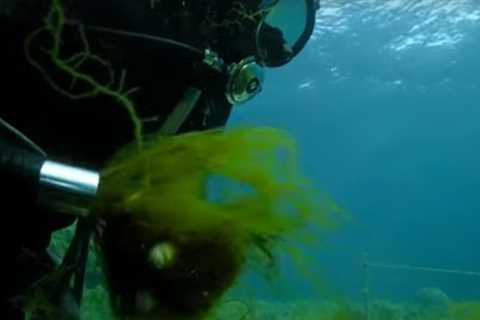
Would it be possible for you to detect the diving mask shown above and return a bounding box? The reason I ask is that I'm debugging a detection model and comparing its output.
[225,0,320,103]
[256,0,319,68]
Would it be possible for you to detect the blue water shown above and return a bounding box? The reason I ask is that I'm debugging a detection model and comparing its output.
[229,0,480,303]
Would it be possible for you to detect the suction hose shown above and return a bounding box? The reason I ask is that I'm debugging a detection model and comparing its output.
[0,139,100,216]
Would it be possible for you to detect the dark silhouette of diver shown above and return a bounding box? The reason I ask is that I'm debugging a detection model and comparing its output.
[0,0,319,318]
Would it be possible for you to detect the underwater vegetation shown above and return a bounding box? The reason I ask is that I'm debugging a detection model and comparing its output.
[24,0,145,145]
[204,298,480,320]
[49,285,480,320]
[93,126,338,319]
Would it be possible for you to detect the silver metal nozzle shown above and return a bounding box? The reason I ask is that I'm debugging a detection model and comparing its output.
[38,160,100,217]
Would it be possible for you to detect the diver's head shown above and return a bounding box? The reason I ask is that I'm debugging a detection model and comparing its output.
[65,0,319,105]
[1,0,318,127]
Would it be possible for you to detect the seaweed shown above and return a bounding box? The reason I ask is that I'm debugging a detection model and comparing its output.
[93,127,337,319]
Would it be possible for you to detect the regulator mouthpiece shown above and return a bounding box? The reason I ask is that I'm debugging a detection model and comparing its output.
[225,57,265,105]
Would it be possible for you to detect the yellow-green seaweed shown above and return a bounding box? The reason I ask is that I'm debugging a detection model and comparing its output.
[93,126,337,319]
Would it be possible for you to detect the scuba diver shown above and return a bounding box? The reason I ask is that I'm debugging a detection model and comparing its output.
[0,0,319,318]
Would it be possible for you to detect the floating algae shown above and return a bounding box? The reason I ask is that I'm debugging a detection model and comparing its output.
[93,127,337,319]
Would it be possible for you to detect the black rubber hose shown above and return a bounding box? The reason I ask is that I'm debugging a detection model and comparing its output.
[0,138,46,200]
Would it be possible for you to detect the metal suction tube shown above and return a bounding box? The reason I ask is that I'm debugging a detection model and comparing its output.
[38,160,100,217]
